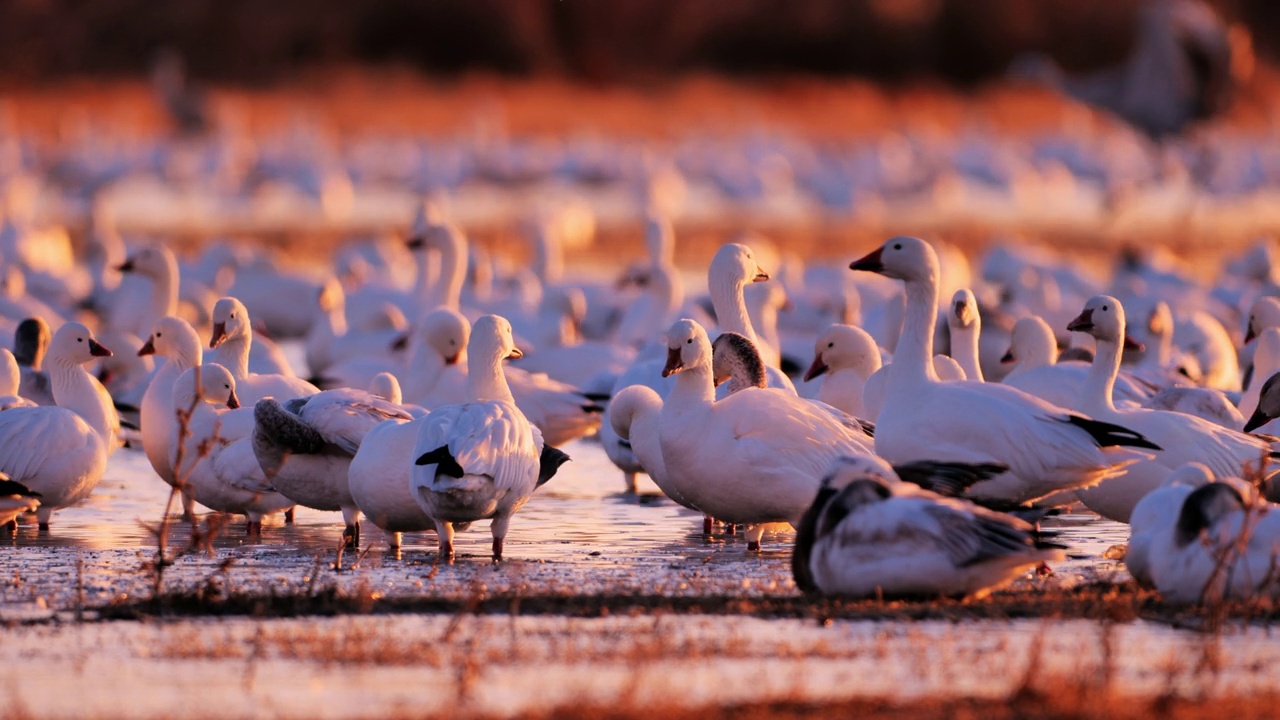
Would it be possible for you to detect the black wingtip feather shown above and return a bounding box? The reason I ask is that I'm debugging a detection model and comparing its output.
[414,445,465,478]
[1062,414,1162,451]
[537,445,571,487]
[0,479,41,498]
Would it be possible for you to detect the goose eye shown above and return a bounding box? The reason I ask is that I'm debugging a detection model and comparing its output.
[893,243,901,250]
[77,338,83,343]
[686,338,693,344]
[156,332,162,337]
[827,342,834,348]
[224,384,230,389]
[230,313,236,319]
[1102,305,1109,311]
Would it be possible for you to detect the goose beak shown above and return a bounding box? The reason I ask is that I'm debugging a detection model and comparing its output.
[209,322,227,349]
[1244,407,1270,433]
[406,236,425,250]
[1123,335,1145,352]
[88,338,112,357]
[1000,349,1015,364]
[1066,309,1094,333]
[227,390,240,410]
[116,259,136,273]
[390,333,409,352]
[662,347,684,377]
[507,346,524,360]
[138,337,156,356]
[849,247,885,273]
[444,351,461,365]
[803,354,829,382]
[753,268,770,283]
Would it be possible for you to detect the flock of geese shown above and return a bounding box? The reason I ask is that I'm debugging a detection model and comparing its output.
[3,200,1280,604]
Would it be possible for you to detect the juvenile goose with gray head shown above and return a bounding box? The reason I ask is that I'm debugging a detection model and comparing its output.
[14,317,54,406]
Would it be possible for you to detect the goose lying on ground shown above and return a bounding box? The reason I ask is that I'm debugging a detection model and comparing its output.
[792,455,1065,599]
[410,315,570,561]
[849,236,1160,506]
[1124,462,1214,587]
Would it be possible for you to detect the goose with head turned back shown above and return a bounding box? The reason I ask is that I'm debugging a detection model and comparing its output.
[792,455,1065,599]
[1124,462,1214,587]
[0,323,116,528]
[849,237,1160,506]
[1067,295,1276,481]
[14,317,54,406]
[138,316,203,520]
[209,297,318,406]
[706,243,795,393]
[658,319,876,551]
[170,365,294,533]
[410,315,571,562]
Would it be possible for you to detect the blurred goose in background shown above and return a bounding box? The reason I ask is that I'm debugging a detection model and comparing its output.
[705,243,794,393]
[13,317,54,406]
[304,277,407,377]
[947,288,984,382]
[792,455,1064,599]
[0,349,35,410]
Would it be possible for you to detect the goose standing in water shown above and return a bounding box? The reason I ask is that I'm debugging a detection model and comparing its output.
[0,323,116,528]
[170,365,294,533]
[792,455,1064,599]
[849,236,1160,506]
[138,316,203,520]
[410,315,569,562]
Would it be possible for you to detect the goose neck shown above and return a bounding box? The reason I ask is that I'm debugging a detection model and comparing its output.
[466,352,514,404]
[953,324,983,382]
[1082,338,1122,416]
[428,235,466,311]
[709,275,758,346]
[213,336,251,379]
[49,360,113,439]
[890,277,939,388]
[668,362,716,411]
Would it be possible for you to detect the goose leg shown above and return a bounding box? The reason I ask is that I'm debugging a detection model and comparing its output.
[726,523,737,536]
[623,471,637,495]
[2,519,15,533]
[180,490,197,523]
[389,531,402,550]
[490,515,512,562]
[702,515,714,535]
[341,506,362,549]
[746,524,765,552]
[435,520,455,563]
[36,506,52,531]
[284,507,295,524]
[246,520,262,536]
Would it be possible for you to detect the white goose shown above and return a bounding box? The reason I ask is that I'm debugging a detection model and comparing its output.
[410,315,570,561]
[138,316,203,519]
[657,319,875,551]
[348,411,434,550]
[850,237,1159,506]
[705,243,795,393]
[1124,462,1214,587]
[304,278,407,377]
[800,323,882,418]
[0,349,36,410]
[1068,295,1276,481]
[1001,315,1154,410]
[792,455,1065,599]
[169,365,293,533]
[0,323,116,527]
[209,297,317,405]
[113,245,179,341]
[1240,327,1280,419]
[947,288,984,382]
[252,387,413,547]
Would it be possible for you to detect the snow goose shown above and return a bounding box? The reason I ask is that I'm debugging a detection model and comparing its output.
[516,287,635,390]
[252,387,413,548]
[347,410,437,550]
[114,245,179,342]
[0,349,35,410]
[947,288,984,382]
[14,318,54,406]
[849,236,1160,506]
[800,324,881,418]
[0,323,116,527]
[1124,462,1213,586]
[170,365,293,533]
[1241,295,1280,387]
[706,243,794,392]
[0,475,40,530]
[1172,310,1239,391]
[1129,301,1200,388]
[1001,315,1154,410]
[138,316,203,519]
[209,297,317,405]
[410,315,570,561]
[657,319,876,551]
[1240,327,1280,419]
[1068,295,1275,481]
[792,455,1065,599]
[1146,481,1280,603]
[304,278,407,377]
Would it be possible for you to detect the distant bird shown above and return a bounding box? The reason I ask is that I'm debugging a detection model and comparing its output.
[793,456,1065,599]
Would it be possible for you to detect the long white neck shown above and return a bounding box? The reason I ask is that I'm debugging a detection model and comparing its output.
[467,350,514,404]
[411,249,435,308]
[213,334,251,379]
[403,343,446,399]
[147,261,179,332]
[951,322,983,382]
[49,357,114,440]
[428,234,466,312]
[1081,338,1122,416]
[747,294,781,367]
[666,361,716,415]
[889,274,939,391]
[709,274,758,347]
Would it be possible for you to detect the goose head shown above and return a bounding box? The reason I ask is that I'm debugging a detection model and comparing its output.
[208,297,250,349]
[949,288,979,331]
[13,316,51,369]
[0,349,19,395]
[662,318,710,378]
[117,245,177,280]
[1245,296,1280,343]
[173,363,240,410]
[421,308,470,365]
[470,314,522,363]
[1002,316,1058,367]
[710,243,769,288]
[1067,295,1145,352]
[1244,370,1280,432]
[849,236,938,286]
[1146,301,1173,341]
[711,332,766,390]
[48,322,112,366]
[805,324,881,382]
[404,200,445,250]
[368,371,402,404]
[1174,482,1245,548]
[140,316,200,360]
